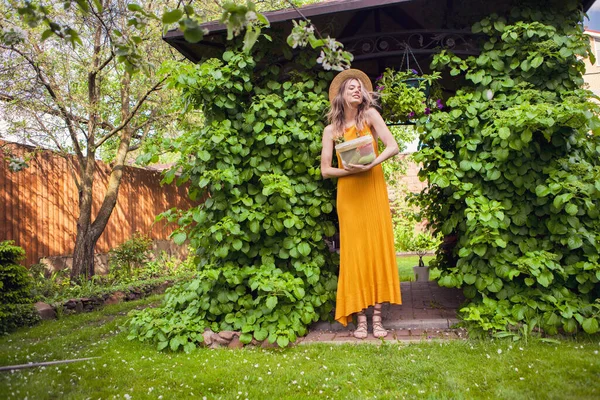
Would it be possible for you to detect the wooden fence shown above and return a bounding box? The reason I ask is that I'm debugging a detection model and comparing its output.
[0,140,196,266]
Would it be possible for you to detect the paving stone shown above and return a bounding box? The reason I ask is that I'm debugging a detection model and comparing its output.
[333,336,358,342]
[409,329,426,337]
[303,282,465,343]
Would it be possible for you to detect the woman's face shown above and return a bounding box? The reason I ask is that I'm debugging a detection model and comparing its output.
[343,79,363,107]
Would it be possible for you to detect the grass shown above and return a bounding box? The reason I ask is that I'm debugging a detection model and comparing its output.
[397,255,440,281]
[1,296,599,399]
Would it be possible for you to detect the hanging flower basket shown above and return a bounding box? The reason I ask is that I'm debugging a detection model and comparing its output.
[402,77,430,98]
[376,69,442,125]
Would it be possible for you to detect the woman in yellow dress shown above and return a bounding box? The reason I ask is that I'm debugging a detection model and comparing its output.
[320,69,402,339]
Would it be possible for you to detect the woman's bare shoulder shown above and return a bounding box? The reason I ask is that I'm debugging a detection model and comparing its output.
[365,107,383,119]
[323,124,334,136]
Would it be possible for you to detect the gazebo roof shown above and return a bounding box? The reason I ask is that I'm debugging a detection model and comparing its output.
[164,0,597,66]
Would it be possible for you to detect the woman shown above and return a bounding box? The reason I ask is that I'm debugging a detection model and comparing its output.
[321,69,402,339]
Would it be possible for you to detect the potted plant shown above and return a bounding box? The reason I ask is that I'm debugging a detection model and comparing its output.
[407,232,440,282]
[376,68,443,125]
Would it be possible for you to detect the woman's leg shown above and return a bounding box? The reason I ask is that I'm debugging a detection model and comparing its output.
[353,310,368,339]
[372,303,388,338]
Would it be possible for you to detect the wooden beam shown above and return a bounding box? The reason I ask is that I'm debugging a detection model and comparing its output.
[384,5,424,30]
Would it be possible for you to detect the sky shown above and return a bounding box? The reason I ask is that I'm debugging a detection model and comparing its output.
[587,1,600,31]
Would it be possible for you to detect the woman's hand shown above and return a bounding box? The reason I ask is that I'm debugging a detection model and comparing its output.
[344,162,373,174]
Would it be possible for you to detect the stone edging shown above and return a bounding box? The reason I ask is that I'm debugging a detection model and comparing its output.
[34,280,174,320]
[200,329,284,349]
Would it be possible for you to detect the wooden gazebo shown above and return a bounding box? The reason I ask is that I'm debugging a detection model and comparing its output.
[163,0,596,81]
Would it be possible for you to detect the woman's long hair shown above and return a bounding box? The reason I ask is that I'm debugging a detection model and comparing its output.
[327,78,379,139]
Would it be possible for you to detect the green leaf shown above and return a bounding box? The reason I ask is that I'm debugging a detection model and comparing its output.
[169,337,180,351]
[463,274,476,285]
[487,278,503,292]
[297,242,311,257]
[473,244,487,257]
[276,335,290,347]
[565,203,578,216]
[582,318,599,334]
[127,3,143,12]
[41,29,53,41]
[530,56,543,68]
[157,340,169,351]
[172,232,187,245]
[183,27,204,43]
[249,220,260,233]
[535,185,550,197]
[498,127,510,139]
[239,332,253,344]
[266,296,278,310]
[243,28,260,54]
[567,235,582,250]
[162,9,183,24]
[254,329,268,341]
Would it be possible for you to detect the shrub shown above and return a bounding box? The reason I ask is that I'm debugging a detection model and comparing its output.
[108,232,153,279]
[127,45,340,350]
[138,250,197,280]
[0,241,39,333]
[414,2,600,337]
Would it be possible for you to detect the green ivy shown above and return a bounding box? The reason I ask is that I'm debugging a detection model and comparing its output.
[414,0,600,337]
[127,42,340,351]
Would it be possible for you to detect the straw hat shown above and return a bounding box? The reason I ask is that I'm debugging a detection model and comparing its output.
[328,69,373,101]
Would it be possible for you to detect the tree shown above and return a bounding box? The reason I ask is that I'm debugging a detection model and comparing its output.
[2,0,349,280]
[1,0,180,278]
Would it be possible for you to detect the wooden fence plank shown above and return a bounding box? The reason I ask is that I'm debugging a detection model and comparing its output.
[0,140,195,266]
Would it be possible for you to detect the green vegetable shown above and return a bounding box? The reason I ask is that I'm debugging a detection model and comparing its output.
[357,153,375,164]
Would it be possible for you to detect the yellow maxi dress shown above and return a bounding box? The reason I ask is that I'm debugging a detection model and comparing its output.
[334,125,402,326]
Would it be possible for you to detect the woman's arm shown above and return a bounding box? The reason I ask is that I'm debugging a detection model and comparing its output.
[365,107,400,167]
[320,125,357,179]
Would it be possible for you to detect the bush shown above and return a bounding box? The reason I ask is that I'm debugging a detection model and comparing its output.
[139,250,197,280]
[414,3,600,337]
[0,241,39,333]
[127,45,340,351]
[390,183,441,256]
[28,263,70,300]
[108,232,153,279]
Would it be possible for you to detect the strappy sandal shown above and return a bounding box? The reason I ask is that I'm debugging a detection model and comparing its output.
[353,311,368,339]
[372,304,388,338]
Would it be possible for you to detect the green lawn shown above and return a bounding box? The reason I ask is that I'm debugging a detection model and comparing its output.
[1,296,599,399]
[397,255,439,281]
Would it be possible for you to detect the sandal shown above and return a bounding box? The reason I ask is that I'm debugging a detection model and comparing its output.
[353,311,368,339]
[372,304,388,338]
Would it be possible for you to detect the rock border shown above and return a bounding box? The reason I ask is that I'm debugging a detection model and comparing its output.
[34,280,174,320]
[201,329,282,349]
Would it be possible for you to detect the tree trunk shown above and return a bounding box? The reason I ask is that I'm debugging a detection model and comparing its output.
[71,230,97,279]
[70,72,134,279]
[70,152,97,279]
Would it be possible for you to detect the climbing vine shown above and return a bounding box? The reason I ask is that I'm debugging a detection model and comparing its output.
[414,0,600,337]
[127,40,340,350]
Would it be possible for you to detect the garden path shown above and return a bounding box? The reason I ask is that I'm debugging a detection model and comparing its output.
[299,281,467,344]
